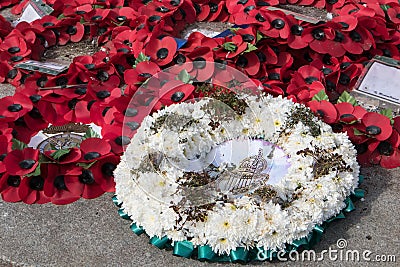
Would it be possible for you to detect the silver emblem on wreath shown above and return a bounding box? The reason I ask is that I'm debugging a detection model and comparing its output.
[216,148,270,194]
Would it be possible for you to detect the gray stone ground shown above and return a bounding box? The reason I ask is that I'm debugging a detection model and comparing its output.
[0,86,399,267]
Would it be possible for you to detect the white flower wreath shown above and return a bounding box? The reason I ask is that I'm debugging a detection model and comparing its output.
[114,94,359,255]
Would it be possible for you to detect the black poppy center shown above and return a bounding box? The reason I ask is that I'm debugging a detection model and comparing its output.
[339,22,349,29]
[84,152,101,161]
[322,68,333,75]
[96,90,111,99]
[237,0,248,4]
[268,73,280,80]
[334,31,345,42]
[138,73,152,78]
[255,13,266,22]
[156,48,169,59]
[244,5,255,14]
[378,141,393,156]
[340,62,351,69]
[290,25,303,36]
[0,153,6,161]
[7,175,21,187]
[126,121,140,131]
[193,57,206,69]
[170,0,180,6]
[236,55,248,68]
[29,176,44,191]
[325,80,336,91]
[54,175,67,190]
[8,47,20,54]
[101,163,117,176]
[29,107,42,119]
[327,0,338,4]
[171,91,185,102]
[79,169,95,185]
[272,19,285,29]
[125,108,138,117]
[339,73,350,85]
[68,98,79,110]
[19,159,36,169]
[115,136,131,146]
[208,3,218,13]
[8,103,23,112]
[312,28,325,40]
[305,76,319,84]
[365,125,381,135]
[350,31,362,42]
[96,70,109,82]
[67,26,77,35]
[241,34,255,42]
[74,87,87,95]
[30,94,42,103]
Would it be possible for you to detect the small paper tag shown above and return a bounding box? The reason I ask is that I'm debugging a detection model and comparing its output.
[353,56,400,115]
[15,60,69,75]
[15,0,54,25]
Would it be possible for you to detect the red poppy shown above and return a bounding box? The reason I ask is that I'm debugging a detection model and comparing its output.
[154,80,195,110]
[235,52,260,77]
[42,164,81,204]
[0,135,12,173]
[258,10,291,39]
[287,16,309,50]
[286,65,325,102]
[18,172,51,204]
[307,100,338,124]
[102,124,129,154]
[145,36,177,66]
[4,147,39,176]
[124,61,161,85]
[387,5,400,24]
[64,166,106,199]
[90,155,120,192]
[0,173,22,203]
[187,47,215,82]
[358,112,393,141]
[79,137,112,162]
[214,35,248,59]
[57,18,85,45]
[335,102,367,124]
[0,93,33,122]
[302,25,337,55]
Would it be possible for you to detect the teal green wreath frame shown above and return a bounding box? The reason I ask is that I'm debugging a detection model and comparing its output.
[113,175,365,263]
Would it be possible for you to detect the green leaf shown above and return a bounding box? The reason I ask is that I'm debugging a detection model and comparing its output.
[222,42,238,52]
[80,17,85,24]
[337,91,357,106]
[25,164,41,177]
[353,128,365,136]
[380,4,390,12]
[12,138,28,150]
[50,149,71,160]
[57,14,66,20]
[312,90,329,101]
[83,128,100,139]
[380,108,394,124]
[228,27,240,33]
[244,43,257,53]
[256,31,265,42]
[92,4,105,9]
[77,161,97,169]
[133,52,149,67]
[176,69,192,84]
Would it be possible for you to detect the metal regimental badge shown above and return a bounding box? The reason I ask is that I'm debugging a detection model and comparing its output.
[216,148,270,193]
[35,123,91,152]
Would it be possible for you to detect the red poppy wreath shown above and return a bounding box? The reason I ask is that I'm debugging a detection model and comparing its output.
[0,0,399,206]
